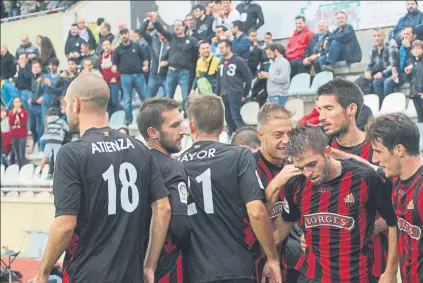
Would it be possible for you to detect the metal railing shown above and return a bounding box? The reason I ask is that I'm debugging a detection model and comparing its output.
[1,7,66,24]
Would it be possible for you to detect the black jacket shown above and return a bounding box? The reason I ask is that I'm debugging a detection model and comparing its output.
[0,51,17,79]
[248,45,263,75]
[153,20,198,70]
[365,43,397,77]
[410,57,423,98]
[328,24,362,64]
[113,41,148,75]
[236,2,264,32]
[15,63,32,91]
[194,15,214,42]
[30,74,45,103]
[303,32,330,58]
[216,54,252,97]
[141,19,169,76]
[65,35,86,57]
[67,27,97,51]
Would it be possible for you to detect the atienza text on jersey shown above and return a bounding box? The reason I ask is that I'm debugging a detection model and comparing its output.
[92,138,135,154]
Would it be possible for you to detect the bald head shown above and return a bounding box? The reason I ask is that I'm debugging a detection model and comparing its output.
[66,74,110,112]
[20,35,29,46]
[0,44,8,56]
[77,17,86,29]
[318,20,329,33]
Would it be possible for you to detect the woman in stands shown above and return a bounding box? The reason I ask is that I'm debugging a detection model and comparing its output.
[8,97,28,168]
[39,36,57,73]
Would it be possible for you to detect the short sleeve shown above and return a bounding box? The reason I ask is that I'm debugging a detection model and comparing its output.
[369,173,397,227]
[237,148,266,204]
[148,154,169,204]
[53,144,82,217]
[165,166,188,216]
[281,176,303,223]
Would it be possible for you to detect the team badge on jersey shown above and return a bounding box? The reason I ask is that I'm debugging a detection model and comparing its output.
[344,193,355,207]
[178,182,188,204]
[407,200,414,210]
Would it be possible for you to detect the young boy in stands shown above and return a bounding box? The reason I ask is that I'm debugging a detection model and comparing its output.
[410,40,423,122]
[38,107,69,179]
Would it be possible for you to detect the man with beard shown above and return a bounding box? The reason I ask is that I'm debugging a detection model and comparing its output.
[137,97,190,283]
[32,74,171,283]
[275,125,399,283]
[316,78,390,280]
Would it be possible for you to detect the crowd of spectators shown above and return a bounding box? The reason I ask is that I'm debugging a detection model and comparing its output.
[1,0,423,170]
[1,0,78,19]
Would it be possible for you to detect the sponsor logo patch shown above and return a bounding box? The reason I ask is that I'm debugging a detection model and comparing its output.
[270,201,285,218]
[398,218,421,240]
[304,212,355,230]
[178,182,188,204]
[318,184,333,193]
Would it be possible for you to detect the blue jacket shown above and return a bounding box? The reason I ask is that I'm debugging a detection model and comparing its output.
[390,11,423,45]
[232,33,251,60]
[1,79,19,109]
[42,73,62,104]
[328,24,362,64]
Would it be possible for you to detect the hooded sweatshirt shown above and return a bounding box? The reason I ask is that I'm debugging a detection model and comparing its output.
[43,115,70,144]
[216,53,252,97]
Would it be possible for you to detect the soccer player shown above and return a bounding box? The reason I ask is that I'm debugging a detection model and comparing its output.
[231,126,261,152]
[179,94,281,283]
[137,97,190,283]
[317,78,389,279]
[277,125,399,283]
[366,113,423,283]
[33,74,171,283]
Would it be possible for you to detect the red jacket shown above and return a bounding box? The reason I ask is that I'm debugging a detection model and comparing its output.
[8,109,28,139]
[100,51,120,84]
[285,27,314,61]
[297,107,320,126]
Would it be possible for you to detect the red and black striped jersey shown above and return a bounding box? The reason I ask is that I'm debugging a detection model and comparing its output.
[330,137,387,277]
[254,150,288,282]
[282,159,397,283]
[391,165,423,283]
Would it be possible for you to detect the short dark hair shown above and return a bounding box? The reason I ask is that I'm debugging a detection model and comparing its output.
[366,113,420,156]
[295,15,306,22]
[231,127,261,149]
[102,39,111,45]
[193,4,205,11]
[404,25,417,35]
[186,94,224,135]
[71,23,78,28]
[103,22,111,31]
[83,58,93,64]
[286,125,328,158]
[137,97,180,140]
[248,28,257,35]
[257,102,293,128]
[266,43,284,54]
[232,20,243,31]
[18,53,28,59]
[68,57,78,64]
[265,32,272,37]
[134,29,141,36]
[216,25,228,32]
[198,40,210,49]
[47,107,59,116]
[31,58,42,66]
[97,17,105,26]
[48,57,59,66]
[335,11,347,17]
[219,39,232,49]
[408,0,418,5]
[317,78,364,119]
[81,42,91,50]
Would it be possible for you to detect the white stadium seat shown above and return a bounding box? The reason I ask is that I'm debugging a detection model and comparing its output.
[1,164,5,182]
[240,102,260,126]
[363,94,380,116]
[288,73,311,96]
[20,191,35,200]
[285,99,305,123]
[3,164,20,186]
[219,131,230,144]
[311,71,333,90]
[18,164,35,182]
[36,191,51,201]
[5,191,19,199]
[378,92,406,115]
[405,99,418,121]
[109,110,125,129]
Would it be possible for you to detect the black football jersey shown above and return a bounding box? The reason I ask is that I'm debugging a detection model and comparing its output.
[54,127,168,283]
[178,141,265,282]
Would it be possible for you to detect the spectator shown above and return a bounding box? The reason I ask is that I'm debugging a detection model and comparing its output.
[41,57,62,123]
[216,39,252,135]
[206,1,214,16]
[236,0,264,33]
[15,35,40,60]
[17,1,37,15]
[80,42,100,70]
[4,1,20,18]
[15,53,32,110]
[320,12,362,72]
[133,29,148,49]
[96,22,114,55]
[193,4,214,42]
[356,104,373,131]
[141,18,170,98]
[231,20,251,60]
[1,76,19,109]
[38,107,69,179]
[211,25,227,59]
[0,1,6,19]
[112,22,133,49]
[1,107,12,161]
[385,26,417,96]
[212,0,240,31]
[185,14,196,37]
[65,23,85,64]
[81,58,103,78]
[298,100,320,126]
[29,58,44,147]
[261,44,290,106]
[39,36,57,73]
[230,126,260,152]
[92,17,105,44]
[149,12,199,108]
[112,28,148,125]
[247,28,263,77]
[1,44,17,79]
[191,40,220,94]
[389,0,423,48]
[355,28,397,104]
[410,40,423,122]
[8,96,28,168]
[302,20,330,74]
[59,97,67,123]
[261,32,273,72]
[72,16,97,50]
[99,39,120,116]
[285,15,314,77]
[56,58,79,97]
[118,126,129,135]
